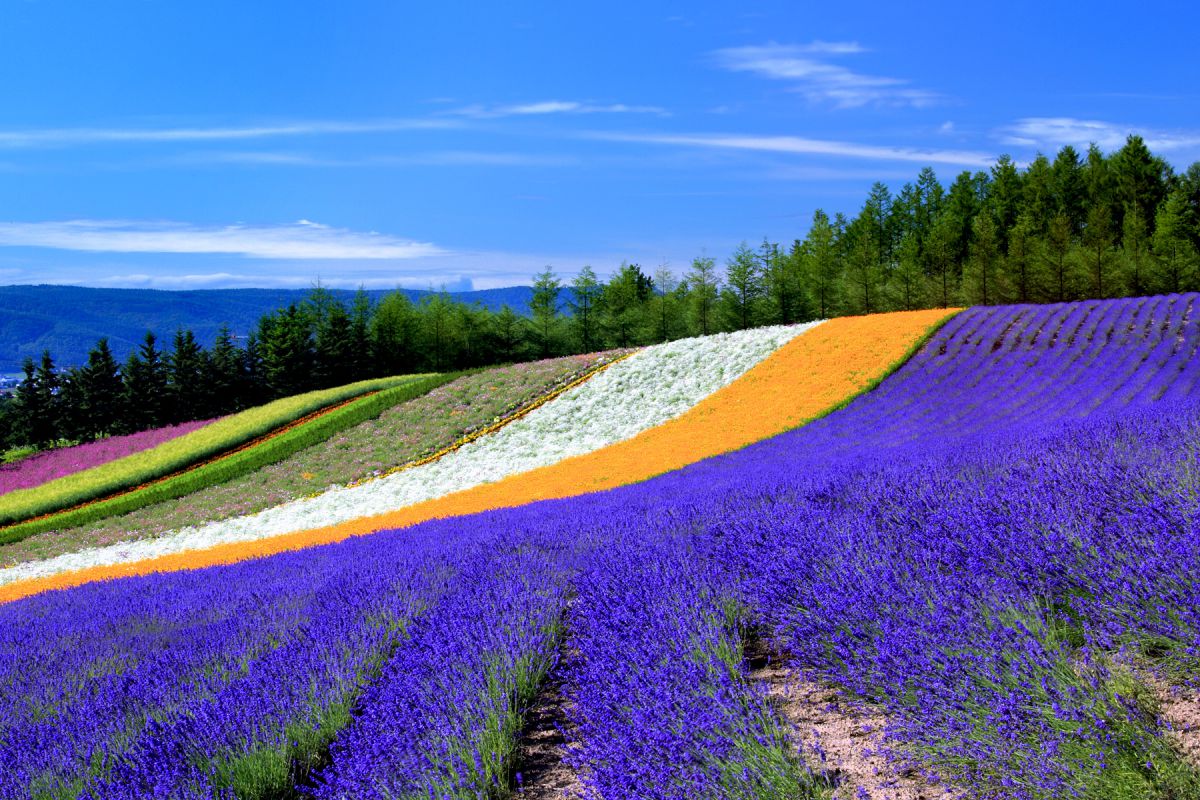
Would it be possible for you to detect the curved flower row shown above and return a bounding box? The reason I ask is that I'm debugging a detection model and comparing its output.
[0,323,817,595]
[0,418,220,497]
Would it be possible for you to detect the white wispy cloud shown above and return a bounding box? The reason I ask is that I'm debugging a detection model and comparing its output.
[591,131,993,167]
[449,100,668,119]
[0,119,454,148]
[1000,117,1200,152]
[713,42,939,109]
[0,220,444,259]
[178,150,576,168]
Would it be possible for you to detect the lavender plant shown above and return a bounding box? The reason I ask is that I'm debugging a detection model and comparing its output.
[2,295,1199,799]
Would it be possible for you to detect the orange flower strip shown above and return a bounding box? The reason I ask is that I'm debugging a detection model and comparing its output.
[0,310,958,603]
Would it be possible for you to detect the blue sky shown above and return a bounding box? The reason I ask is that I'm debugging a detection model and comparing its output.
[1,0,1197,291]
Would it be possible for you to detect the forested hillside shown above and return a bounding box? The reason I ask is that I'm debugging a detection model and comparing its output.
[3,134,1197,454]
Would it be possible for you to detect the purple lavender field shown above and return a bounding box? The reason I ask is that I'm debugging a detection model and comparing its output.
[0,418,217,497]
[2,295,1199,800]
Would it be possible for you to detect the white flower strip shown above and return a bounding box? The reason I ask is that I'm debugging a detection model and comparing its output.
[2,322,821,585]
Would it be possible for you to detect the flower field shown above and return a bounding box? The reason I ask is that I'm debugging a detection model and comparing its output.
[0,323,814,592]
[0,375,424,533]
[0,418,218,496]
[1,295,1199,799]
[0,351,627,567]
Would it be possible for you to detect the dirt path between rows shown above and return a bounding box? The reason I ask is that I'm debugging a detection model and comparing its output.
[512,675,585,800]
[745,638,956,800]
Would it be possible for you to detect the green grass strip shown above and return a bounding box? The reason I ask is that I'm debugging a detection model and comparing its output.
[0,375,447,540]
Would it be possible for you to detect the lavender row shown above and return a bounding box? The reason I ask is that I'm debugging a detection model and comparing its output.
[564,534,816,800]
[2,295,1199,798]
[310,540,568,799]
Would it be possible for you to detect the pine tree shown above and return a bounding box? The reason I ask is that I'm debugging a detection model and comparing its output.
[490,305,527,363]
[1004,212,1041,304]
[13,355,58,448]
[963,213,1002,305]
[651,263,681,342]
[684,256,720,336]
[602,262,652,347]
[421,292,455,371]
[890,232,925,311]
[348,289,374,379]
[209,326,247,414]
[1051,145,1086,234]
[122,331,169,432]
[78,339,124,441]
[569,266,602,352]
[1152,189,1200,293]
[1081,202,1115,298]
[924,215,958,309]
[529,268,562,358]
[372,292,420,376]
[256,306,314,399]
[1043,212,1077,303]
[315,300,356,387]
[803,210,841,318]
[168,329,209,421]
[720,242,764,329]
[1120,205,1150,298]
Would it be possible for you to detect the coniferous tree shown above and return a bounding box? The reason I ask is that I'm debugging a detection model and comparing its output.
[1120,204,1151,298]
[13,355,55,448]
[721,242,764,329]
[1110,134,1171,236]
[349,289,375,379]
[844,227,882,314]
[602,262,652,347]
[490,305,527,363]
[529,268,562,358]
[1081,202,1116,298]
[1044,212,1076,303]
[168,329,209,422]
[762,239,807,324]
[925,215,958,309]
[453,303,487,368]
[77,339,124,441]
[890,232,925,311]
[315,300,356,387]
[1052,145,1087,234]
[372,291,420,376]
[209,326,247,414]
[1004,212,1041,304]
[421,292,455,371]
[803,210,841,318]
[122,332,169,432]
[1152,189,1200,293]
[683,256,720,336]
[650,263,681,343]
[963,213,1002,305]
[569,266,602,352]
[256,305,314,399]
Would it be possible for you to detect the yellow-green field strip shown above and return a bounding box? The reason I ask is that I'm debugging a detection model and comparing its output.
[0,374,451,543]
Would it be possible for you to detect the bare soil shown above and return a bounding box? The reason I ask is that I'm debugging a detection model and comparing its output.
[511,676,585,800]
[745,638,957,800]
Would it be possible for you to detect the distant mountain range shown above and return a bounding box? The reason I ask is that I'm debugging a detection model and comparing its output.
[0,285,546,373]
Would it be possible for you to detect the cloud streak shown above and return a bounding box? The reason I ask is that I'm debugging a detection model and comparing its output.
[0,220,444,260]
[449,100,668,118]
[0,119,455,148]
[713,42,940,109]
[591,131,994,167]
[1000,117,1200,152]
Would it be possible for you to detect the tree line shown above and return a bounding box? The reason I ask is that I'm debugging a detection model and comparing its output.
[2,134,1198,453]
